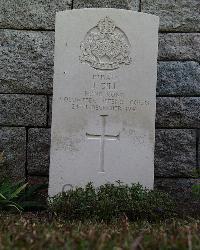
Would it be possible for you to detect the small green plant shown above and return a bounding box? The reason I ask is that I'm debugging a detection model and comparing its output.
[0,179,28,211]
[192,184,200,199]
[0,179,48,212]
[49,182,175,222]
[191,169,200,178]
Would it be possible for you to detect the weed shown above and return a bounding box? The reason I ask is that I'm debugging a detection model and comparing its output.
[192,184,200,199]
[49,182,175,222]
[0,179,47,212]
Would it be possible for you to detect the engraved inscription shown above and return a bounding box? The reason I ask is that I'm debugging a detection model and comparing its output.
[86,115,120,172]
[55,95,150,113]
[56,72,151,113]
[80,16,132,70]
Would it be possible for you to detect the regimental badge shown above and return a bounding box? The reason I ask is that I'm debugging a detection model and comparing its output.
[80,16,132,70]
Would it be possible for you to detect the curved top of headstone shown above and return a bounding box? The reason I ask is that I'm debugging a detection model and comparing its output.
[57,8,159,27]
[55,8,159,72]
[59,7,159,18]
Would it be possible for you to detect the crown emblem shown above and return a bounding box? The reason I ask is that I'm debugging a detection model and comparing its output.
[80,16,132,70]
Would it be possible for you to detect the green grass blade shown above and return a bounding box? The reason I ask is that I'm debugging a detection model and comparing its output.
[10,183,28,199]
[0,193,6,200]
[7,204,22,212]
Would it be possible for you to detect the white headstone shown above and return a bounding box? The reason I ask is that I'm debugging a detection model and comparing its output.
[49,8,159,197]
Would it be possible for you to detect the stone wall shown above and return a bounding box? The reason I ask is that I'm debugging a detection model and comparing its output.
[1,0,200,200]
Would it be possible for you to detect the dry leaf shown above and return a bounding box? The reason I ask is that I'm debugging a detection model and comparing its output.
[131,233,144,250]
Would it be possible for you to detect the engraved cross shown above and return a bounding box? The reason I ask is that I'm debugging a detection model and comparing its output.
[86,115,120,173]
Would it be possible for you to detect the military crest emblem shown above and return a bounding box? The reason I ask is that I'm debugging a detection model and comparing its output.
[80,16,132,70]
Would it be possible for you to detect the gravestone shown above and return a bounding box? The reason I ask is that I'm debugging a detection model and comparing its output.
[49,8,159,197]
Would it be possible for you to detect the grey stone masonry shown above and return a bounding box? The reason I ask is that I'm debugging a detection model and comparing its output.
[155,129,196,177]
[156,97,200,128]
[181,98,200,128]
[156,97,181,127]
[141,0,200,32]
[0,30,54,94]
[27,128,51,175]
[155,178,200,205]
[73,0,139,10]
[0,127,26,180]
[0,0,72,30]
[159,33,200,62]
[0,94,47,126]
[157,62,200,96]
[155,178,200,216]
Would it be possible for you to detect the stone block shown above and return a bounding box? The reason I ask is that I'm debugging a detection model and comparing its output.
[155,178,200,216]
[181,98,200,128]
[155,129,196,177]
[156,97,181,127]
[0,29,54,94]
[156,97,200,128]
[0,94,47,126]
[0,127,26,180]
[0,0,72,30]
[157,61,200,96]
[154,178,200,201]
[159,33,200,61]
[73,0,139,10]
[141,0,200,32]
[27,128,51,175]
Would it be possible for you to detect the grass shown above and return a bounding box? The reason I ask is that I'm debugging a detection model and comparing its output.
[1,213,200,249]
[0,180,199,249]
